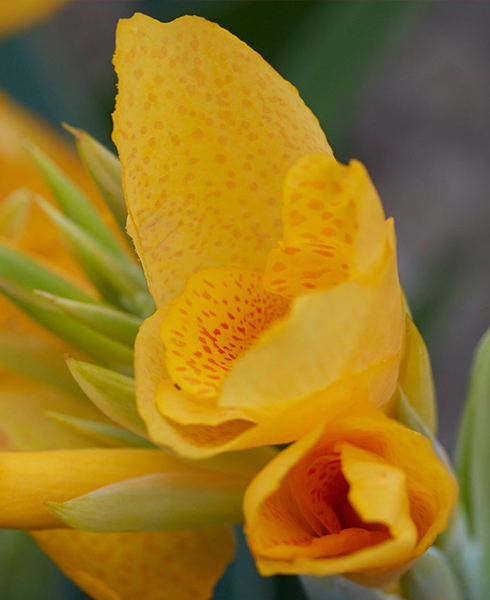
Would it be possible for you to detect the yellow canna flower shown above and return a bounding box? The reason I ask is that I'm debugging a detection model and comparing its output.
[243,401,456,585]
[113,14,404,459]
[0,10,447,600]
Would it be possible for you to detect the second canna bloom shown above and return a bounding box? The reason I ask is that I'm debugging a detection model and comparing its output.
[114,14,404,459]
[244,401,456,585]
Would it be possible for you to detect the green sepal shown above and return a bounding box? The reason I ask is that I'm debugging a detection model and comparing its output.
[396,387,452,472]
[0,332,84,398]
[66,359,146,437]
[38,291,142,348]
[64,124,127,233]
[36,196,148,312]
[0,279,133,372]
[0,189,31,238]
[398,315,437,433]
[46,471,247,532]
[26,142,127,259]
[45,411,154,448]
[0,239,95,303]
[301,575,402,600]
[400,546,463,600]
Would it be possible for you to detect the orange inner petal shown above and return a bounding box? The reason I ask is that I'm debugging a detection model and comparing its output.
[256,446,390,561]
[161,269,290,397]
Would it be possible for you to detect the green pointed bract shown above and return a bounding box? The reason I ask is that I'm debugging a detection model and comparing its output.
[396,387,452,473]
[0,332,84,398]
[400,547,463,600]
[64,124,127,233]
[0,240,94,303]
[36,196,148,312]
[26,142,127,259]
[398,316,437,433]
[45,411,154,448]
[0,279,133,373]
[0,189,31,239]
[46,471,247,532]
[38,291,142,348]
[66,359,146,437]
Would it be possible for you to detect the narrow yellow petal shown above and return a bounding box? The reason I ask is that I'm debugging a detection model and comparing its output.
[32,527,234,600]
[0,448,200,529]
[113,13,330,308]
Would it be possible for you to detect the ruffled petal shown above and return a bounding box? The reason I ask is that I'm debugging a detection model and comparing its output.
[264,154,386,298]
[219,225,402,420]
[161,268,289,398]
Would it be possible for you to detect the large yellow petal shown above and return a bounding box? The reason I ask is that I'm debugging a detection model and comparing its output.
[32,527,234,600]
[0,447,203,529]
[113,13,330,308]
[0,0,66,38]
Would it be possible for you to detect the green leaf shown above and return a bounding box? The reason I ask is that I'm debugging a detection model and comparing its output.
[64,124,127,233]
[38,291,142,348]
[26,141,127,259]
[400,546,463,600]
[301,575,402,600]
[0,530,65,600]
[0,188,31,238]
[454,326,490,600]
[66,359,146,436]
[0,332,84,398]
[0,280,133,372]
[45,411,154,448]
[274,1,423,151]
[36,196,148,311]
[0,239,95,303]
[47,471,246,532]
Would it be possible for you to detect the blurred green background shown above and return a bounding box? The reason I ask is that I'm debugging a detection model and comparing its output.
[1,1,489,598]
